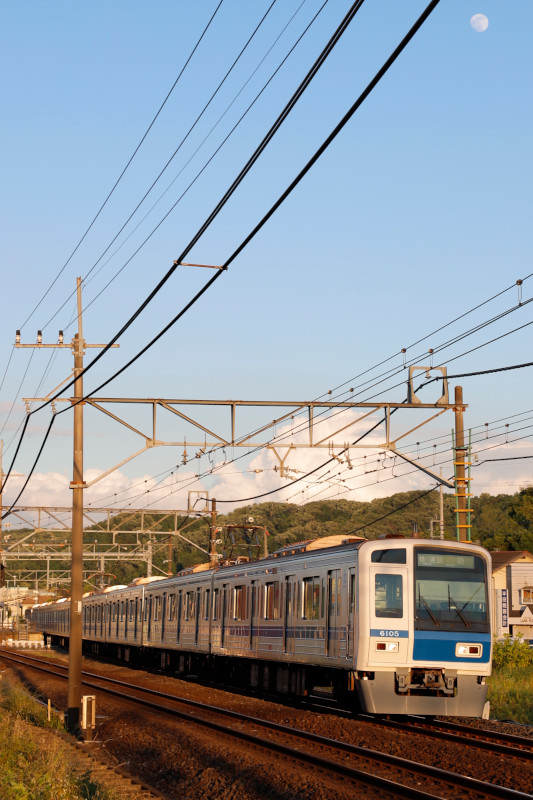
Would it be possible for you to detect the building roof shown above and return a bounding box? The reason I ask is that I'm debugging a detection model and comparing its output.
[491,551,533,571]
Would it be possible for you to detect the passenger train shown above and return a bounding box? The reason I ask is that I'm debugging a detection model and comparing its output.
[31,535,492,717]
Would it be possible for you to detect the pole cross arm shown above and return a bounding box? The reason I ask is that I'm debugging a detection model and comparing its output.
[392,449,454,488]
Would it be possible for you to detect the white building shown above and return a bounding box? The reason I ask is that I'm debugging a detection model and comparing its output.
[492,551,533,640]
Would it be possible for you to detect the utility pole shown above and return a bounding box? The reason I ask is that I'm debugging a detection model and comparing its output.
[0,441,4,587]
[68,284,84,735]
[14,278,118,734]
[209,499,218,567]
[439,468,444,540]
[453,385,470,543]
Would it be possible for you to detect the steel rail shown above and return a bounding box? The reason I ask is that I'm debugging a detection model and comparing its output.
[353,713,533,760]
[1,649,531,800]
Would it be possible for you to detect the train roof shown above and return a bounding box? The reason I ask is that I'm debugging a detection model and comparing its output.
[270,534,366,558]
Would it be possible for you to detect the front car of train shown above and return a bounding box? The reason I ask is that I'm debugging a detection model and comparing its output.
[356,538,492,717]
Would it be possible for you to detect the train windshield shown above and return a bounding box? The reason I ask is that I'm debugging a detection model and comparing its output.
[414,548,489,632]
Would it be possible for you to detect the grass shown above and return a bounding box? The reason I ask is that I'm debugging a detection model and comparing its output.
[0,683,119,800]
[487,665,533,725]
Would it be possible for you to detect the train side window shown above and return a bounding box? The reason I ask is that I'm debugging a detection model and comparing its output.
[265,581,279,620]
[144,598,150,622]
[204,589,211,620]
[185,591,195,621]
[213,588,220,620]
[234,585,247,620]
[302,577,320,620]
[169,594,176,621]
[120,601,125,622]
[153,596,161,622]
[129,600,135,622]
[97,605,102,623]
[349,573,356,613]
[372,548,406,564]
[375,574,403,618]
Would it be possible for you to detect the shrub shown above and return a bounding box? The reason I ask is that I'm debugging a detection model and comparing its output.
[492,634,533,669]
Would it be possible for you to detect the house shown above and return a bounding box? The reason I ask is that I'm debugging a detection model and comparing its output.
[491,551,533,640]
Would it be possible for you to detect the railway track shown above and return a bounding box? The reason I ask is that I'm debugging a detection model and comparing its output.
[1,647,532,800]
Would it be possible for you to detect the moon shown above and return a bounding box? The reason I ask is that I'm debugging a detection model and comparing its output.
[470,13,489,32]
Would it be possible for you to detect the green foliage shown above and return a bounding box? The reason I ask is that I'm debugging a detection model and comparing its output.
[0,687,119,799]
[9,488,533,587]
[487,664,533,724]
[0,684,63,730]
[492,635,533,669]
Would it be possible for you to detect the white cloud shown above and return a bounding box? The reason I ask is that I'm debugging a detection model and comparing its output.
[2,409,531,526]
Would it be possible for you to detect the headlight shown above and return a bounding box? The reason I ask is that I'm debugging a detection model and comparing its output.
[376,641,399,652]
[456,643,482,657]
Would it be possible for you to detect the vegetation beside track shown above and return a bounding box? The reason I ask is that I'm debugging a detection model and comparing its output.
[488,637,533,724]
[0,683,118,800]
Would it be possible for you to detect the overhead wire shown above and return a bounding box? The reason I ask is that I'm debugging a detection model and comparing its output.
[19,0,226,334]
[67,0,333,326]
[1,0,373,510]
[41,0,281,333]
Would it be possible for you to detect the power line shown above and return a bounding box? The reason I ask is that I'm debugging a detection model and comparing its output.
[41,0,280,333]
[68,0,332,327]
[1,0,370,500]
[19,0,226,333]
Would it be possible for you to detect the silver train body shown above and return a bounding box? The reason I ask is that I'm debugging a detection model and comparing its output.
[32,536,492,716]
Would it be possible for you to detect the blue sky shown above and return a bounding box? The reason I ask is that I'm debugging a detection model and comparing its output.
[1,0,532,515]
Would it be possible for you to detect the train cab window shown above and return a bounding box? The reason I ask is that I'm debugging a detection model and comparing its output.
[169,594,176,621]
[375,574,403,618]
[213,588,220,620]
[302,577,320,620]
[233,585,247,620]
[265,581,280,620]
[372,548,406,564]
[415,548,489,631]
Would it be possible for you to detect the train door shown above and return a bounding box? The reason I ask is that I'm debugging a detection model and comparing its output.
[327,569,341,659]
[347,568,356,661]
[161,593,167,642]
[250,581,258,651]
[369,566,409,660]
[147,595,153,641]
[221,584,229,648]
[284,575,295,655]
[176,590,182,644]
[195,587,201,646]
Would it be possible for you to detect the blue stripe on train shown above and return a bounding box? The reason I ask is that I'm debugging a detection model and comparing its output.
[413,630,491,663]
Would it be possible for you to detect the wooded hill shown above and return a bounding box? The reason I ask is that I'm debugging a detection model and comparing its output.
[8,488,533,589]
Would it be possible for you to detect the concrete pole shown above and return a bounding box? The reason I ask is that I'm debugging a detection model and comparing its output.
[209,499,218,567]
[0,440,3,586]
[67,279,85,734]
[147,535,152,577]
[454,386,469,543]
[439,469,444,540]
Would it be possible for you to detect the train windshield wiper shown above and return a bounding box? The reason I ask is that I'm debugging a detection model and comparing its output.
[417,589,440,626]
[448,587,471,629]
